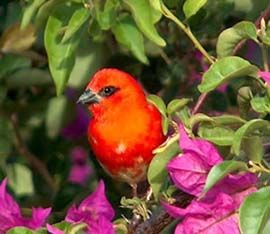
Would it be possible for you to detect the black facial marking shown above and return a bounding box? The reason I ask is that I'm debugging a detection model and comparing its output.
[99,86,119,97]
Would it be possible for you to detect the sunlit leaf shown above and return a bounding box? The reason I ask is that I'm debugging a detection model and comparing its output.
[240,187,270,234]
[62,7,91,43]
[250,96,270,114]
[148,142,180,199]
[167,98,191,115]
[112,15,148,64]
[44,3,82,95]
[231,119,270,156]
[123,0,166,47]
[21,0,46,29]
[183,0,207,19]
[203,160,248,194]
[217,21,258,58]
[198,124,235,146]
[198,56,259,93]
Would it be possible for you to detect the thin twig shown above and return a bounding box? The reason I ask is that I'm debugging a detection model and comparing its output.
[191,92,208,115]
[10,113,57,192]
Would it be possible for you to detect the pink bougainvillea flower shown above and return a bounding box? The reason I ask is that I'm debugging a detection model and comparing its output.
[68,146,92,186]
[65,180,115,234]
[0,178,51,233]
[258,71,270,84]
[167,125,222,196]
[164,124,257,234]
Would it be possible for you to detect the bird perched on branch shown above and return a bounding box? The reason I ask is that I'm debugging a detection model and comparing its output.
[78,68,165,194]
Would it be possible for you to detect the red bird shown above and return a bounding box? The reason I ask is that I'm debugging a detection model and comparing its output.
[78,68,165,191]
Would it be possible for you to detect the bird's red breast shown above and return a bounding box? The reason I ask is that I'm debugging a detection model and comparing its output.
[80,68,165,184]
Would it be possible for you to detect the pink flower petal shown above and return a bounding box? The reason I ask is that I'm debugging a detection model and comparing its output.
[65,180,115,233]
[258,71,270,84]
[47,224,65,234]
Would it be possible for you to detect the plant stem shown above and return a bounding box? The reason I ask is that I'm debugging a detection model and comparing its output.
[161,3,214,65]
[10,113,58,193]
[261,43,269,71]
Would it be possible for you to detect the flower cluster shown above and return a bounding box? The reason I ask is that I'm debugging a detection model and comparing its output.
[0,178,115,234]
[164,125,257,233]
[47,180,115,234]
[0,178,51,233]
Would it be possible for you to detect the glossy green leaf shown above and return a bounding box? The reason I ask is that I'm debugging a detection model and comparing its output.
[198,56,259,93]
[148,141,180,199]
[0,54,31,80]
[242,136,263,163]
[6,163,34,196]
[45,95,69,138]
[149,0,162,12]
[6,69,51,88]
[167,98,191,115]
[217,21,258,58]
[123,0,166,47]
[112,15,148,64]
[147,94,167,117]
[250,96,270,114]
[232,119,270,156]
[198,124,235,146]
[21,0,46,29]
[44,4,81,95]
[203,160,248,194]
[183,0,207,19]
[240,187,270,234]
[62,7,91,43]
[95,0,118,30]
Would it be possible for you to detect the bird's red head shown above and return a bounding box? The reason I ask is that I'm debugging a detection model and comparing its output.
[78,68,146,117]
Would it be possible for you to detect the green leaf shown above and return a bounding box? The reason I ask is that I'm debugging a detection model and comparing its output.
[112,15,148,64]
[183,0,207,19]
[35,0,67,29]
[232,119,270,156]
[21,0,46,29]
[6,69,51,88]
[240,187,270,234]
[62,7,91,43]
[250,96,270,114]
[123,0,166,47]
[198,56,259,93]
[7,227,34,234]
[147,94,167,117]
[217,21,258,58]
[0,54,31,80]
[212,115,246,126]
[68,37,106,88]
[45,95,70,138]
[149,0,162,12]
[242,136,263,163]
[44,3,82,95]
[167,98,191,115]
[198,123,235,146]
[203,160,248,194]
[189,113,213,129]
[0,86,7,105]
[95,0,118,30]
[6,163,34,196]
[148,142,180,199]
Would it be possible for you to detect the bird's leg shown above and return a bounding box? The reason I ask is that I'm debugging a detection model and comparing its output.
[130,183,138,197]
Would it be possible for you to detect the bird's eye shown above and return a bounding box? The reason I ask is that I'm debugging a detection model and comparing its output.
[99,86,119,97]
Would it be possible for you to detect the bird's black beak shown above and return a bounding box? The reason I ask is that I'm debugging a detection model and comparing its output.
[77,89,100,105]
